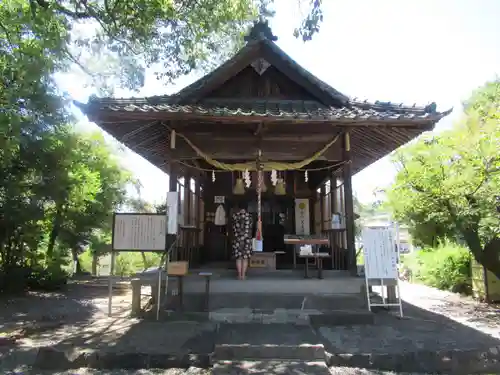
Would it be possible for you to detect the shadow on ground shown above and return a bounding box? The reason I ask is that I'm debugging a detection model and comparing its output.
[424,299,500,329]
[2,277,500,374]
[0,277,130,349]
[214,360,331,374]
[317,299,500,374]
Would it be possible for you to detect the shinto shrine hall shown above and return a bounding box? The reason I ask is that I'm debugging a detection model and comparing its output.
[76,20,451,277]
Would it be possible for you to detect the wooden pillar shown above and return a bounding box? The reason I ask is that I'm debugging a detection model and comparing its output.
[320,184,325,232]
[169,163,178,192]
[168,163,178,260]
[330,175,336,214]
[194,179,200,248]
[328,175,337,268]
[342,131,357,275]
[339,181,346,249]
[198,187,204,246]
[185,175,192,225]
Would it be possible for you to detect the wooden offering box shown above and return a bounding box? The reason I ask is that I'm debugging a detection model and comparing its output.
[168,261,189,276]
[250,253,276,270]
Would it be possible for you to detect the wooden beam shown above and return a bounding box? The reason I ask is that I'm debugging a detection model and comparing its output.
[170,151,343,162]
[95,111,439,129]
[169,138,344,161]
[182,133,340,142]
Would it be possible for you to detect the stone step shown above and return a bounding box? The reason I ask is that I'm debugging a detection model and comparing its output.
[162,276,364,295]
[214,323,326,361]
[153,292,374,325]
[213,360,331,374]
[154,307,374,325]
[163,292,368,312]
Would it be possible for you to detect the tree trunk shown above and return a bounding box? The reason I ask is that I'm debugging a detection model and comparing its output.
[47,205,63,259]
[91,252,98,276]
[71,247,82,274]
[482,238,500,280]
[462,229,500,279]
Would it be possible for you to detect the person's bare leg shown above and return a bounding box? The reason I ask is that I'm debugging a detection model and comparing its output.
[236,259,242,280]
[242,259,249,280]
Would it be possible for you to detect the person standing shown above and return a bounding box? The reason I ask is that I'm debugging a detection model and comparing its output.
[231,202,253,280]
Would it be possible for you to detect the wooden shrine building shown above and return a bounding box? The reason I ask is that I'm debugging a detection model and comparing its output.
[76,21,451,275]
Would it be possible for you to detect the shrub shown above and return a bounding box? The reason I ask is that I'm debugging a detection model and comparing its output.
[0,264,69,293]
[401,241,471,294]
[78,250,162,277]
[26,265,69,291]
[79,250,94,274]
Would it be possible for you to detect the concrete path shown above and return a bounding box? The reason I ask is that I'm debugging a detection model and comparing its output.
[398,281,500,339]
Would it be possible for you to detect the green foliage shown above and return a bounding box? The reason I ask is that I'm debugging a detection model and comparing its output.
[78,250,94,274]
[1,0,326,94]
[0,103,131,291]
[26,264,69,291]
[0,0,329,292]
[386,79,500,278]
[401,242,471,294]
[79,250,162,277]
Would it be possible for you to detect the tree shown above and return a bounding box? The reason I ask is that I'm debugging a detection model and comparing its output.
[2,0,324,93]
[53,132,131,273]
[0,0,327,290]
[386,80,500,278]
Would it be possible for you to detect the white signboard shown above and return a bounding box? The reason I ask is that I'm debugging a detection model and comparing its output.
[166,192,178,234]
[294,199,310,235]
[362,227,398,279]
[113,214,167,251]
[214,196,225,204]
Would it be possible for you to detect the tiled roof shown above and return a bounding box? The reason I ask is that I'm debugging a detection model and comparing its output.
[78,97,451,122]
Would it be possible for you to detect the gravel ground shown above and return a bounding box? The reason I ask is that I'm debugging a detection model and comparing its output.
[0,278,497,375]
[397,282,499,339]
[4,366,435,374]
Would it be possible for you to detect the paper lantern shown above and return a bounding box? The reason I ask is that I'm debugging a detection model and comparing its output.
[233,178,245,195]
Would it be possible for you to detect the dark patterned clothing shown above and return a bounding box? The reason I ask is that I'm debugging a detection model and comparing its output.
[232,209,253,260]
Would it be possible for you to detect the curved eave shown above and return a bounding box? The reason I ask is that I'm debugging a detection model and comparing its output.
[73,100,453,125]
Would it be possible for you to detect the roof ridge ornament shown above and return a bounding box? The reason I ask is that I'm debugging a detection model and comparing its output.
[244,19,278,43]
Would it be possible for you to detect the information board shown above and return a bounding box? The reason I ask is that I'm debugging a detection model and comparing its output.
[166,192,179,234]
[113,213,167,251]
[362,227,398,279]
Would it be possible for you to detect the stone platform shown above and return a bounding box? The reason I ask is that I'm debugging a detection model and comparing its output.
[29,311,500,374]
[154,292,373,325]
[161,271,365,295]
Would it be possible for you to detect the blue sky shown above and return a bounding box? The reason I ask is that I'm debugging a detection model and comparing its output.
[57,0,500,204]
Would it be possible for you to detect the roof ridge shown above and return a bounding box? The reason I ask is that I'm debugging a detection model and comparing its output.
[350,99,440,114]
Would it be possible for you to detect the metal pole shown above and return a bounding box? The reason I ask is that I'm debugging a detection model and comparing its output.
[164,252,169,296]
[108,251,116,317]
[156,266,162,321]
[365,273,372,312]
[394,221,404,317]
[381,278,386,306]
